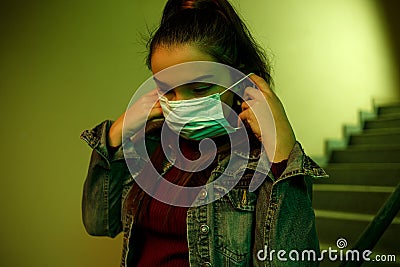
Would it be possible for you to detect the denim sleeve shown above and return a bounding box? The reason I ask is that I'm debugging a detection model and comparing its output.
[80,120,129,238]
[281,142,328,180]
[253,142,329,266]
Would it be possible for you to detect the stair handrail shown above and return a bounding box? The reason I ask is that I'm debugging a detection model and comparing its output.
[339,181,400,267]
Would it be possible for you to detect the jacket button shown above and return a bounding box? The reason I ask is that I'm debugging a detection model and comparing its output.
[200,224,209,235]
[198,189,208,200]
[202,262,212,267]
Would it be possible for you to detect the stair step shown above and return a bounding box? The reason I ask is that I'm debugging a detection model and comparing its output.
[315,210,400,253]
[364,116,400,129]
[329,145,400,163]
[378,104,400,116]
[318,243,400,266]
[316,104,400,265]
[313,185,395,214]
[363,126,400,135]
[315,163,400,186]
[315,210,400,224]
[349,131,400,145]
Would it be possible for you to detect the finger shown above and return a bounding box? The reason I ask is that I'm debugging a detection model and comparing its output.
[238,108,256,123]
[238,108,249,120]
[241,99,257,110]
[237,109,251,127]
[141,100,158,109]
[241,101,249,110]
[149,88,160,95]
[145,93,162,106]
[243,87,265,101]
[152,99,161,108]
[239,109,261,132]
[149,107,164,120]
[249,74,274,96]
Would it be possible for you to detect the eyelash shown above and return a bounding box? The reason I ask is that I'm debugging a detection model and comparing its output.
[158,84,214,95]
[193,85,213,93]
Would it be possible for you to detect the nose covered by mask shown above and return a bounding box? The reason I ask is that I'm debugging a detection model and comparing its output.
[159,89,236,140]
[159,74,252,141]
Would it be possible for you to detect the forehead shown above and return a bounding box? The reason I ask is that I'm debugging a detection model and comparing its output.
[151,45,231,88]
[151,45,213,73]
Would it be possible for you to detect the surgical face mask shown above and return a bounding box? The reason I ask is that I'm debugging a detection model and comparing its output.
[159,74,252,140]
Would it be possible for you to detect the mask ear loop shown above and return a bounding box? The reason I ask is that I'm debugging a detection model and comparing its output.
[219,73,255,131]
[220,73,254,96]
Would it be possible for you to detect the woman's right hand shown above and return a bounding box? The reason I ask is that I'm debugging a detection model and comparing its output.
[108,89,163,147]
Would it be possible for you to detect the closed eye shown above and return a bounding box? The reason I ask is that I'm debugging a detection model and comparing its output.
[192,83,214,94]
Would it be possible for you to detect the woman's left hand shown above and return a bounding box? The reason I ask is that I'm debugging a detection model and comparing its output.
[238,74,296,162]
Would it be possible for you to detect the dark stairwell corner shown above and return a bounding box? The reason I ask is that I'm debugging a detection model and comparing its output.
[313,103,400,266]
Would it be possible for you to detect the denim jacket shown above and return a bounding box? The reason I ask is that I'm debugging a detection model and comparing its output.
[80,120,328,267]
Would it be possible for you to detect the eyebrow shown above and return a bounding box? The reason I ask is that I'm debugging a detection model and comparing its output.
[153,74,215,89]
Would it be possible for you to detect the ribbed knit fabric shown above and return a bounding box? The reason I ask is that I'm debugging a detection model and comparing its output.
[135,139,198,267]
[135,183,190,267]
[271,159,288,179]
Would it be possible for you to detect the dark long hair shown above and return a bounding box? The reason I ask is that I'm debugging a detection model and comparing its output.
[126,0,268,221]
[146,0,273,85]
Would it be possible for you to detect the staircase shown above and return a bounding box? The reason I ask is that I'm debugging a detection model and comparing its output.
[313,103,400,266]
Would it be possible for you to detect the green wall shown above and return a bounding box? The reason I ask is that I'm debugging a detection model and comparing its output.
[0,1,398,266]
[0,1,164,266]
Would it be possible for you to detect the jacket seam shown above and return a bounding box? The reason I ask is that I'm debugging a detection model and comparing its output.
[264,188,278,267]
[103,172,110,236]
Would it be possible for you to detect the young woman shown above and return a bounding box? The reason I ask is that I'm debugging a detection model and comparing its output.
[80,0,328,266]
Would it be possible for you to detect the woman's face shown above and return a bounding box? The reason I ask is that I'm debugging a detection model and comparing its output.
[151,44,234,107]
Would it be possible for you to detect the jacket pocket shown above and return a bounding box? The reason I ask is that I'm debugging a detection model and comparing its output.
[213,188,256,266]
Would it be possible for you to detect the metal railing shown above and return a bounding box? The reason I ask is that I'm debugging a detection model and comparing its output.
[339,181,400,267]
